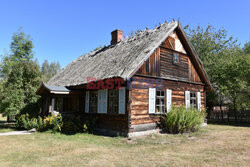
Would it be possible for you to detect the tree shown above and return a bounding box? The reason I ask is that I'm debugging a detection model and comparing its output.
[235,42,250,118]
[0,28,34,78]
[243,41,250,54]
[49,61,61,79]
[184,25,238,76]
[41,60,61,82]
[212,48,249,120]
[41,60,49,81]
[0,63,25,117]
[184,24,249,121]
[0,29,42,119]
[0,61,41,118]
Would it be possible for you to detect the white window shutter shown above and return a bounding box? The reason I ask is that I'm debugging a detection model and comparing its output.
[98,90,103,113]
[197,92,201,111]
[103,89,108,113]
[85,91,89,113]
[185,91,190,109]
[119,87,126,114]
[148,88,156,114]
[166,89,172,112]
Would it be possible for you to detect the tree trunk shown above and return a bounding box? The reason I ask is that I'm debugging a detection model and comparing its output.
[219,96,224,121]
[220,103,224,121]
[233,98,237,122]
[207,105,212,119]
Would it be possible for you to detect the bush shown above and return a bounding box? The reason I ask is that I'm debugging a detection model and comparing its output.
[36,116,45,131]
[84,116,97,133]
[16,113,96,134]
[16,113,63,132]
[43,114,63,132]
[164,106,206,134]
[61,116,81,134]
[16,113,38,130]
[61,115,97,134]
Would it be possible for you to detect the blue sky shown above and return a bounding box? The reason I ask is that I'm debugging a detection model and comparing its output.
[0,0,249,68]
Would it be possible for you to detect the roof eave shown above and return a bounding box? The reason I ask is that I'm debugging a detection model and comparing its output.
[36,82,70,95]
[176,22,214,92]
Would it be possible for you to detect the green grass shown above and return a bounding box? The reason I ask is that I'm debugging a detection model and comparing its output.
[0,128,14,133]
[0,124,249,167]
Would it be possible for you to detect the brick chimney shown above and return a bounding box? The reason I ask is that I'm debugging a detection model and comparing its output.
[111,29,123,45]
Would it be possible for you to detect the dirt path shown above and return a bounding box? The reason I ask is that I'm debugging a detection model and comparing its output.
[0,129,35,136]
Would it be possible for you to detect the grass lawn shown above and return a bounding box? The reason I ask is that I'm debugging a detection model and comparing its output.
[0,128,14,133]
[0,124,249,167]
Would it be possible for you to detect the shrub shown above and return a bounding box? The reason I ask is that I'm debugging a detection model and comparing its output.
[61,115,97,134]
[164,106,206,134]
[84,116,97,133]
[16,113,96,134]
[16,114,38,130]
[43,114,63,132]
[16,113,63,132]
[61,117,81,134]
[36,116,46,132]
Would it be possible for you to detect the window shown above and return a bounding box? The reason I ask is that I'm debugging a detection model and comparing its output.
[190,92,197,108]
[173,53,179,64]
[108,89,119,114]
[76,96,83,112]
[89,91,98,113]
[63,97,69,111]
[156,90,165,113]
[53,97,63,112]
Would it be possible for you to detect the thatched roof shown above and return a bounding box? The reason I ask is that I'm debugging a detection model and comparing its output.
[48,21,178,86]
[47,21,213,91]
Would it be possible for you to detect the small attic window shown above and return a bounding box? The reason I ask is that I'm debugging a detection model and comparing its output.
[173,53,179,64]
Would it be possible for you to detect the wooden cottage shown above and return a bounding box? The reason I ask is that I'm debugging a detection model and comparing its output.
[37,21,213,136]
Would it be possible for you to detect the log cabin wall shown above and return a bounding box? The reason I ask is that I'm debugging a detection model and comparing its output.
[128,76,206,132]
[85,113,128,134]
[136,30,202,83]
[131,31,205,132]
[70,86,129,134]
[42,88,129,134]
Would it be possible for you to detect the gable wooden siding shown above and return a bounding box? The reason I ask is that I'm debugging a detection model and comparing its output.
[136,48,161,77]
[189,58,202,83]
[160,46,189,80]
[136,31,202,83]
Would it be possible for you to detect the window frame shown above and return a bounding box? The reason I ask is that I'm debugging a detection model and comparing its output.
[190,92,197,109]
[53,97,63,112]
[155,90,166,114]
[173,53,179,64]
[108,89,119,114]
[89,90,98,113]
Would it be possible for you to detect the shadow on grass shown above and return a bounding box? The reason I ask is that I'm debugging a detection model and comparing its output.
[0,120,7,124]
[60,131,108,137]
[0,121,16,130]
[208,119,250,127]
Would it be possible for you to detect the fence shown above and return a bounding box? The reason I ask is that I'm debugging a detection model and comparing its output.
[208,106,250,122]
